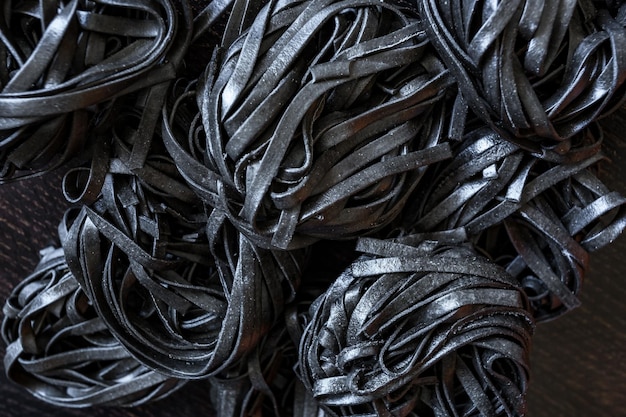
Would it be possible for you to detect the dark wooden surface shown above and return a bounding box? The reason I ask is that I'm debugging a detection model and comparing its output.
[0,117,625,416]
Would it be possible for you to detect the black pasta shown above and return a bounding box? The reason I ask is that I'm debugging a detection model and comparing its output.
[401,127,528,237]
[207,306,320,417]
[416,0,626,153]
[173,0,455,249]
[498,163,626,320]
[0,0,191,180]
[61,153,305,379]
[401,125,626,320]
[298,237,534,417]
[1,0,626,415]
[1,246,186,407]
[205,241,356,417]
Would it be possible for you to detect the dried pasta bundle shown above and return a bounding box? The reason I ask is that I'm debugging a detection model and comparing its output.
[61,158,305,378]
[0,0,189,179]
[1,246,185,407]
[298,237,534,417]
[191,0,454,249]
[401,126,626,320]
[417,0,626,152]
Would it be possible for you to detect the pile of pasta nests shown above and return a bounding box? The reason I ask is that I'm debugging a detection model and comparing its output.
[1,1,626,416]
